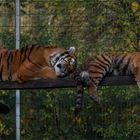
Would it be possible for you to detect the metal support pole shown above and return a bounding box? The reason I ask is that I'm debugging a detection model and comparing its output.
[16,0,20,140]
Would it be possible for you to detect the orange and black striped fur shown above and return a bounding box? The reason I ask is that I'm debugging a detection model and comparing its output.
[0,44,76,82]
[74,53,140,118]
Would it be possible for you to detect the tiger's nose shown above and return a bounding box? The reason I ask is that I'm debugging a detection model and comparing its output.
[57,64,62,68]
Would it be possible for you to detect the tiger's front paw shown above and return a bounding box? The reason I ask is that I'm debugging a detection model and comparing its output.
[89,94,101,103]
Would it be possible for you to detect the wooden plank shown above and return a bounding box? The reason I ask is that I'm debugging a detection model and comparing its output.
[100,76,136,86]
[0,76,136,90]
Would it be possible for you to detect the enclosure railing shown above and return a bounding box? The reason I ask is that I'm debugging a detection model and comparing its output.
[0,75,137,140]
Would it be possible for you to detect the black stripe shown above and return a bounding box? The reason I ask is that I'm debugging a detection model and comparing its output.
[19,46,30,63]
[60,54,70,60]
[115,54,126,66]
[28,45,35,60]
[75,73,84,113]
[122,58,131,74]
[88,70,104,75]
[75,85,83,116]
[23,46,29,62]
[74,73,81,83]
[35,45,42,50]
[20,46,28,63]
[0,53,4,80]
[96,62,108,72]
[15,50,18,55]
[8,73,12,81]
[28,45,36,57]
[10,53,13,64]
[19,47,25,63]
[90,64,105,72]
[7,52,11,69]
[101,54,112,66]
[4,51,8,57]
[9,52,13,81]
[18,75,23,82]
[0,65,3,80]
[53,59,58,67]
[90,77,101,85]
[20,47,24,53]
[59,51,69,58]
[91,76,102,79]
[27,57,41,68]
[96,56,108,65]
[96,57,110,70]
[0,53,3,64]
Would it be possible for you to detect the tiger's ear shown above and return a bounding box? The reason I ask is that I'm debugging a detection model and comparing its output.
[68,47,76,55]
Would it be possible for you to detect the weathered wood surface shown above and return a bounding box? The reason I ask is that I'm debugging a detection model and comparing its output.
[0,76,136,90]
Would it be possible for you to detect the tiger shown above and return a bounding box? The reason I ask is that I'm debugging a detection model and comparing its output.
[0,44,76,82]
[74,52,140,120]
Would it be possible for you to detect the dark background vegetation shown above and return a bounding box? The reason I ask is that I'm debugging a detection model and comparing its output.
[0,0,140,139]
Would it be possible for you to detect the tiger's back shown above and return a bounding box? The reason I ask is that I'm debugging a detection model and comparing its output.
[0,45,44,81]
[80,53,139,83]
[0,44,76,82]
[74,52,140,120]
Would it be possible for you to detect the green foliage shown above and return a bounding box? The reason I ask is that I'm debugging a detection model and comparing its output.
[0,0,140,139]
[0,31,15,49]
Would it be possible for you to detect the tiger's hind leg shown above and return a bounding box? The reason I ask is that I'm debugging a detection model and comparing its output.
[16,60,57,82]
[17,67,57,82]
[88,82,101,103]
[80,70,101,103]
[35,67,57,79]
[16,61,39,82]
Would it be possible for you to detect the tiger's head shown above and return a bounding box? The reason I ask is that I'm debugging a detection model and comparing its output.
[50,47,76,77]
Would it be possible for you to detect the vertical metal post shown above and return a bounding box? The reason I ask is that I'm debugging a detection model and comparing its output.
[16,0,20,140]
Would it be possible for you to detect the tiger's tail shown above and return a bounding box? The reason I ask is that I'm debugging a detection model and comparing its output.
[73,69,90,123]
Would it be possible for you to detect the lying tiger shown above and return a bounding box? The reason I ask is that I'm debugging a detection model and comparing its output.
[0,44,76,82]
[74,53,140,118]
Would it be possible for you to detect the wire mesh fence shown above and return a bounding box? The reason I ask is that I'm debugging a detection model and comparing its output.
[0,0,140,140]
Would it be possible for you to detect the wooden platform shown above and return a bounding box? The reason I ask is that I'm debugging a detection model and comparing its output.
[0,76,136,90]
